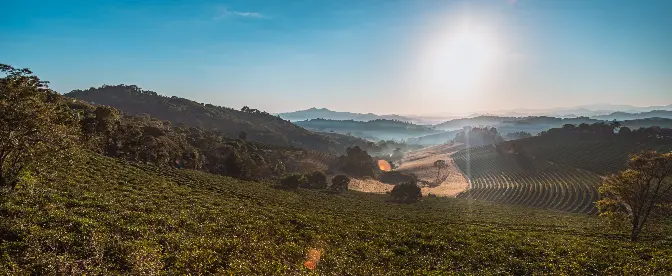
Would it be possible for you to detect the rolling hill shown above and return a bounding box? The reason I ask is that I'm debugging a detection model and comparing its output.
[294,118,441,141]
[452,124,672,213]
[2,151,671,274]
[453,146,601,214]
[277,107,414,122]
[66,85,371,154]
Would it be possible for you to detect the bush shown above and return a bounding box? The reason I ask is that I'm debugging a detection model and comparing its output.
[391,182,422,203]
[280,174,306,189]
[303,171,327,189]
[331,175,350,193]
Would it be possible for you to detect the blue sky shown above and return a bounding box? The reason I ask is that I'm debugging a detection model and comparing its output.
[3,0,672,115]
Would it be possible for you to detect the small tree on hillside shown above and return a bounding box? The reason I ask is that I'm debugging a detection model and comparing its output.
[0,64,77,192]
[303,171,327,189]
[281,174,307,190]
[331,175,350,193]
[434,160,448,183]
[391,182,422,203]
[597,151,672,241]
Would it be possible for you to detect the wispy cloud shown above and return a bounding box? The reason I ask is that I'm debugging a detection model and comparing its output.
[214,7,266,19]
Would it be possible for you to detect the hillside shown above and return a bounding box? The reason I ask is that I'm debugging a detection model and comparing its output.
[451,124,672,212]
[278,107,414,122]
[66,85,368,154]
[295,118,441,141]
[453,146,601,214]
[509,129,672,175]
[2,152,671,274]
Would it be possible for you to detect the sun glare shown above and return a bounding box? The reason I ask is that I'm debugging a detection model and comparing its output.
[414,15,502,108]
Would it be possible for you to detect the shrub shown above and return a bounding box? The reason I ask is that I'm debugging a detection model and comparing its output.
[280,174,307,189]
[331,175,350,193]
[303,171,327,189]
[391,182,422,203]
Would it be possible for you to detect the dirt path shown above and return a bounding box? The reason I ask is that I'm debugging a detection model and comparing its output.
[397,143,469,197]
[348,143,470,197]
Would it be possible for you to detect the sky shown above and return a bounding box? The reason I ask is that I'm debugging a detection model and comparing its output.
[3,0,672,115]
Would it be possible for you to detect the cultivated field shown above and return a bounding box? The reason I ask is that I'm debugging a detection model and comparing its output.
[2,152,670,274]
[453,145,601,214]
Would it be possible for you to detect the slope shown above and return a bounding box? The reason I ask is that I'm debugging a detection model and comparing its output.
[66,85,364,154]
[453,146,601,214]
[2,152,671,274]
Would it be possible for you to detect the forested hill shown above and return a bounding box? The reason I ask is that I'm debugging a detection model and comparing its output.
[295,118,440,140]
[66,85,365,154]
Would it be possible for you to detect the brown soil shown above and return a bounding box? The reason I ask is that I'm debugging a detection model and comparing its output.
[348,143,470,197]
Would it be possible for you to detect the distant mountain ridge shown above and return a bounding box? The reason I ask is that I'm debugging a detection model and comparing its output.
[278,107,415,122]
[592,110,672,121]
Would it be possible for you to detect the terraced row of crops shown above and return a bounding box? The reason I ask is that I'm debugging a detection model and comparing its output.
[453,145,602,214]
[513,136,672,175]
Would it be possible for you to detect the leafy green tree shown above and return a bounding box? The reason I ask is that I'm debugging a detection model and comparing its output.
[391,182,422,203]
[303,171,327,189]
[281,174,307,189]
[597,151,672,241]
[0,64,77,191]
[331,175,350,193]
[341,146,377,177]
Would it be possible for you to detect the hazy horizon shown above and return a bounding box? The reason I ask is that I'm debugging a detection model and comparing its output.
[4,0,672,115]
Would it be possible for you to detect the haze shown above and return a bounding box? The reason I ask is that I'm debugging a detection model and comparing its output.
[3,0,672,115]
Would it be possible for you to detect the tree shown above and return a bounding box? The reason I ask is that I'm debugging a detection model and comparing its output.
[597,151,672,241]
[303,171,327,189]
[331,175,350,193]
[341,146,377,177]
[0,64,77,192]
[238,131,247,140]
[433,160,447,183]
[390,182,422,203]
[618,126,632,136]
[280,174,307,189]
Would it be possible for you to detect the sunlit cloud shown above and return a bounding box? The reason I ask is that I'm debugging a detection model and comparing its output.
[214,7,266,19]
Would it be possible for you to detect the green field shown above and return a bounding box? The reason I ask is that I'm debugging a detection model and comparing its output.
[453,146,602,214]
[2,152,671,274]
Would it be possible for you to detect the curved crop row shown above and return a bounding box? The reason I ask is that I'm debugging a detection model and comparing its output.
[453,145,601,214]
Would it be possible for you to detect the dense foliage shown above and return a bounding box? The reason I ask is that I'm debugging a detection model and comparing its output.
[0,65,78,192]
[390,182,422,203]
[598,151,672,241]
[453,127,504,147]
[66,85,373,154]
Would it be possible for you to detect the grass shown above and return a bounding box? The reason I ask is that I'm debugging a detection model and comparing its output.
[1,151,671,274]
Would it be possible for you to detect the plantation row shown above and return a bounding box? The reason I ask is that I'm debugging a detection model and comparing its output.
[452,146,601,214]
[513,136,672,175]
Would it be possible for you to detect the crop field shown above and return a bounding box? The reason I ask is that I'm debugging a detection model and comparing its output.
[2,151,671,274]
[453,146,602,214]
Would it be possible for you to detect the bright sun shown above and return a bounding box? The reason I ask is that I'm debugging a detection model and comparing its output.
[415,18,502,106]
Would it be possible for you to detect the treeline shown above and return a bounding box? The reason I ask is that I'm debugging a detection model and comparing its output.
[453,127,504,147]
[66,85,369,154]
[540,122,672,139]
[0,65,335,186]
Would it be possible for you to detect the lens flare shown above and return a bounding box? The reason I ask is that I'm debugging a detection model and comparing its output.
[378,160,392,171]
